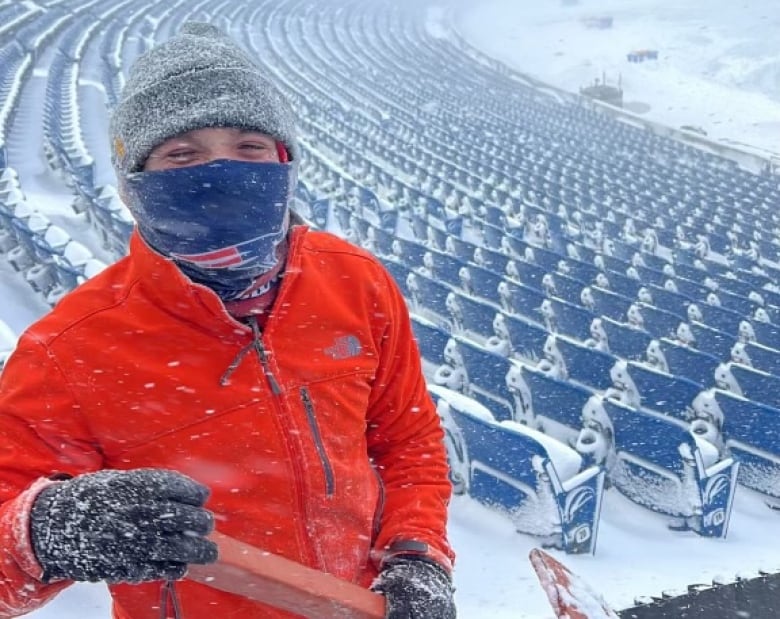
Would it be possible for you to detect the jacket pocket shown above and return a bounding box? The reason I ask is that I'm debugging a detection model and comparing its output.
[371,465,386,542]
[300,387,335,497]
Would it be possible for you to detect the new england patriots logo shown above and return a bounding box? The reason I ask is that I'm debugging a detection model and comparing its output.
[172,233,280,271]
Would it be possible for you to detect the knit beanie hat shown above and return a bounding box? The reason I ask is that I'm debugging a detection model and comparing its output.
[109,22,298,176]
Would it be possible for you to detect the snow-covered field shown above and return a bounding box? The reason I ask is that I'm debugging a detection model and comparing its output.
[456,0,780,159]
[4,1,780,617]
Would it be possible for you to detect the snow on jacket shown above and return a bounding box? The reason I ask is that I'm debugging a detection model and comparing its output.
[0,225,454,619]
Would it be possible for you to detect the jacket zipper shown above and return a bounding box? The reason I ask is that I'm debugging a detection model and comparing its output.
[371,466,386,540]
[159,580,182,619]
[300,387,335,497]
[255,337,282,395]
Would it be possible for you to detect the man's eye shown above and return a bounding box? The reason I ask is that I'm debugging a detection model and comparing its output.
[167,150,196,161]
[240,143,267,151]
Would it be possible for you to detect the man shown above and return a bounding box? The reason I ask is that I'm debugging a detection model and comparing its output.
[0,22,455,619]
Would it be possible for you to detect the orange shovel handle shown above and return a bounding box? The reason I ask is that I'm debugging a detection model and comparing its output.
[188,531,386,619]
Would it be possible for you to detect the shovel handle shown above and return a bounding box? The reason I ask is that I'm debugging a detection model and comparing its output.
[188,531,386,619]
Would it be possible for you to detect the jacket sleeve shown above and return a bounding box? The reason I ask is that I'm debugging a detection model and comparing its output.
[365,265,455,572]
[0,334,103,616]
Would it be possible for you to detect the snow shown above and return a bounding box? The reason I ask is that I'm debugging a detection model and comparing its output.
[455,0,780,160]
[500,419,584,483]
[2,1,780,617]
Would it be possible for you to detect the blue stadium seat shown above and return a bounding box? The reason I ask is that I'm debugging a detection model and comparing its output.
[683,322,737,360]
[645,338,720,388]
[499,312,549,360]
[497,280,547,321]
[380,258,414,299]
[410,316,450,368]
[599,397,737,536]
[720,363,780,411]
[613,360,702,420]
[408,270,455,329]
[552,336,615,391]
[437,337,517,422]
[517,364,594,439]
[429,385,605,554]
[737,340,780,377]
[698,390,780,502]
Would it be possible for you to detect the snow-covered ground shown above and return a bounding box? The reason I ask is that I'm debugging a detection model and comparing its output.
[4,1,780,617]
[456,0,780,159]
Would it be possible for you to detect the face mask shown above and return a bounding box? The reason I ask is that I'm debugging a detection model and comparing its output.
[123,159,294,300]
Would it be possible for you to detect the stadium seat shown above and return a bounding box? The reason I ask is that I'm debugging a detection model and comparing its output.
[429,384,605,554]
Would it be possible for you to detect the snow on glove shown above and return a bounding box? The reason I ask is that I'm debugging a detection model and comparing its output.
[373,556,456,619]
[30,468,218,584]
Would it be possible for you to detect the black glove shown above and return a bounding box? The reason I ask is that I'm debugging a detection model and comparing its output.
[373,556,456,619]
[30,468,218,584]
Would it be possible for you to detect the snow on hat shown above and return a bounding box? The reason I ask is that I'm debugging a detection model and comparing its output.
[109,22,298,176]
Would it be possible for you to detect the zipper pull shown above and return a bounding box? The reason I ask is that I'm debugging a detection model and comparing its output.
[249,316,282,395]
[256,339,283,395]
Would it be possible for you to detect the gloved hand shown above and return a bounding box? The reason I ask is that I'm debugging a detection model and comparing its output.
[373,555,456,619]
[30,468,218,584]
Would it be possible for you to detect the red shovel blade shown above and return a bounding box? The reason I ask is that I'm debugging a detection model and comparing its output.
[529,548,619,619]
[188,531,386,619]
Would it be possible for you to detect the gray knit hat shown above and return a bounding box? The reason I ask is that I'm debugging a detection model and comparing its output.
[109,22,298,176]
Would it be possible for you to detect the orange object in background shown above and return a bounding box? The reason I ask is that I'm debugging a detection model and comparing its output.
[189,531,386,619]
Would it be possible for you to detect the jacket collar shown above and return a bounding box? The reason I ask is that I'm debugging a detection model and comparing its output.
[127,217,309,336]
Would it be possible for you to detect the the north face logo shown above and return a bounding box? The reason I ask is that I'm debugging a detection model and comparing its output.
[325,335,362,359]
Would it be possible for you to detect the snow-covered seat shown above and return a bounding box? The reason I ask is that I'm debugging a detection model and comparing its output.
[61,239,93,269]
[717,362,780,411]
[545,271,585,306]
[737,340,780,377]
[407,270,454,329]
[31,224,71,260]
[695,389,780,505]
[0,167,18,185]
[24,225,72,294]
[508,362,593,440]
[5,212,51,272]
[361,222,394,258]
[0,179,23,204]
[645,338,720,388]
[429,384,605,554]
[552,335,615,391]
[471,244,510,274]
[542,297,594,342]
[689,302,748,339]
[109,205,134,253]
[608,360,702,421]
[752,320,780,351]
[9,199,34,225]
[497,280,546,322]
[499,312,549,360]
[379,257,413,299]
[624,301,684,340]
[585,285,633,322]
[459,263,503,304]
[681,321,736,361]
[419,249,466,289]
[411,315,450,374]
[45,240,95,303]
[593,396,737,537]
[45,253,105,307]
[88,186,125,243]
[82,258,107,279]
[389,236,429,271]
[434,336,516,422]
[446,291,497,340]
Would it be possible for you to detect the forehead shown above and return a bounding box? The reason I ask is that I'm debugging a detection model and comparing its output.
[159,127,275,144]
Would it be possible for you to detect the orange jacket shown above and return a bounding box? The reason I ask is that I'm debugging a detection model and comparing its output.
[0,225,453,619]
